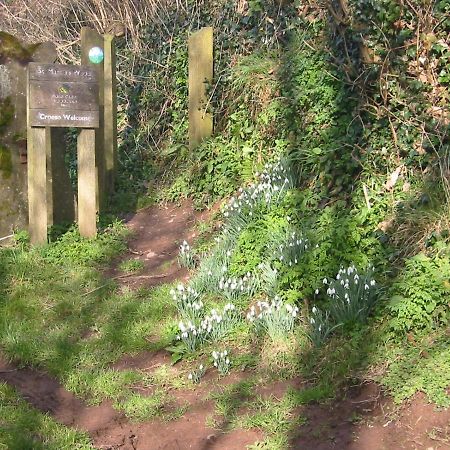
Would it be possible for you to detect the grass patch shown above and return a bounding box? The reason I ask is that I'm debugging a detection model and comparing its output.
[118,258,145,274]
[0,226,178,422]
[237,393,306,448]
[380,331,450,407]
[208,379,256,430]
[116,390,169,422]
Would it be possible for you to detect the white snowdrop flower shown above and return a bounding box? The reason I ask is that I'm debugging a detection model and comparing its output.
[319,325,322,332]
[364,284,370,290]
[214,362,217,367]
[293,310,297,317]
[177,283,184,291]
[188,373,193,380]
[294,258,298,264]
[226,250,231,257]
[323,278,328,285]
[170,289,175,296]
[315,289,319,295]
[225,358,230,364]
[310,317,315,324]
[212,351,218,359]
[336,273,340,280]
[344,284,349,289]
[370,279,376,286]
[199,365,204,370]
[223,350,228,356]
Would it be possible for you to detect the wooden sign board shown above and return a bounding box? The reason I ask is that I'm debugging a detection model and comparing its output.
[28,63,99,128]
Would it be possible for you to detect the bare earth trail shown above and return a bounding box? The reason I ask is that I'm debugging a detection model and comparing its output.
[1,202,450,449]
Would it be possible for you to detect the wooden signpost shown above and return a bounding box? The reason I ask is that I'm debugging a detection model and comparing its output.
[28,63,99,244]
[27,27,117,245]
[28,64,99,128]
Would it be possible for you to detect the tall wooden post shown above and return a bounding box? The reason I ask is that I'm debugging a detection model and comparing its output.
[81,27,105,212]
[189,27,213,150]
[28,127,50,244]
[104,34,117,193]
[78,129,97,238]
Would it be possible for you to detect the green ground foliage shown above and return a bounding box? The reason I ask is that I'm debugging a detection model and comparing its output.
[0,0,450,447]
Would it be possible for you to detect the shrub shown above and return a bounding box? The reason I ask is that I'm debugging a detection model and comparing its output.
[388,253,450,335]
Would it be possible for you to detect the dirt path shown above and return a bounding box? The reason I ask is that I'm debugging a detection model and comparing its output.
[1,202,449,449]
[107,200,215,290]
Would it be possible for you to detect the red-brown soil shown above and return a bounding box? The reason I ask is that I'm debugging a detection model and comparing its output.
[1,202,449,449]
[293,382,450,449]
[107,200,217,290]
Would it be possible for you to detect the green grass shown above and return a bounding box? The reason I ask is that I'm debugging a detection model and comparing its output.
[0,382,93,450]
[0,225,181,422]
[208,379,256,430]
[380,331,450,407]
[118,258,145,273]
[237,393,306,448]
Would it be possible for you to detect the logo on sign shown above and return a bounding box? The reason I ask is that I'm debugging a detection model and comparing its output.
[58,85,69,94]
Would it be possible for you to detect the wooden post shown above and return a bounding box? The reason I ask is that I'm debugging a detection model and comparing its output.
[81,27,105,212]
[189,27,213,150]
[28,127,50,244]
[104,34,117,193]
[78,129,97,238]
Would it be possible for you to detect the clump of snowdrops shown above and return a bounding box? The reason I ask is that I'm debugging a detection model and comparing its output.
[178,240,196,268]
[247,296,299,339]
[212,350,231,375]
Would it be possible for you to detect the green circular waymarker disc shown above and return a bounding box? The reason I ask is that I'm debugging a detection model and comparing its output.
[88,46,104,64]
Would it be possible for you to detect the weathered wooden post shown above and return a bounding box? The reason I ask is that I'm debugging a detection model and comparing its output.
[104,34,118,193]
[81,27,117,207]
[188,27,213,150]
[81,27,105,212]
[27,63,100,242]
